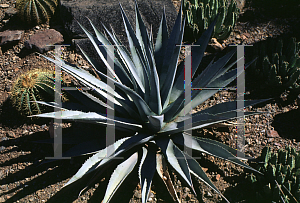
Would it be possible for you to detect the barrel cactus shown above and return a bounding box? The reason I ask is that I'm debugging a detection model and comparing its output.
[10,69,67,116]
[16,0,58,25]
[183,0,239,42]
[247,37,300,98]
[247,146,300,202]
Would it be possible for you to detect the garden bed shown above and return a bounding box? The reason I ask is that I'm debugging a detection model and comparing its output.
[0,0,300,202]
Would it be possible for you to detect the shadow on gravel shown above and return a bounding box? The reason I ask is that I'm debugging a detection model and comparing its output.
[272,109,300,142]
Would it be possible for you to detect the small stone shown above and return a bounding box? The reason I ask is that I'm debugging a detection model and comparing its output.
[241,34,247,40]
[5,8,18,18]
[25,29,64,53]
[68,54,75,63]
[0,30,24,45]
[206,192,213,197]
[215,174,221,181]
[134,190,142,199]
[0,196,4,202]
[208,38,223,51]
[7,131,15,138]
[275,143,281,147]
[268,138,274,143]
[0,4,9,8]
[236,34,241,39]
[267,130,280,138]
[244,33,251,38]
[0,146,5,151]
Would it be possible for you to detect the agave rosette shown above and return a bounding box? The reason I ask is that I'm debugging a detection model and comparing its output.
[34,2,266,203]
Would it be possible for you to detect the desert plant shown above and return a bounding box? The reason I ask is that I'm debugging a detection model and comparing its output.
[10,68,67,116]
[34,2,267,202]
[16,0,58,25]
[246,37,300,98]
[247,146,300,202]
[183,0,239,42]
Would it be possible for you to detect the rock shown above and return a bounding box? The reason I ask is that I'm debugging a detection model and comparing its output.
[6,131,15,138]
[61,0,177,59]
[5,8,18,18]
[60,0,177,39]
[207,38,223,52]
[0,4,9,8]
[25,29,64,53]
[267,130,280,138]
[0,30,24,46]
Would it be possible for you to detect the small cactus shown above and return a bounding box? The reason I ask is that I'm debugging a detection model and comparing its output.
[10,69,66,116]
[247,37,300,99]
[183,0,239,42]
[247,146,300,202]
[16,0,58,25]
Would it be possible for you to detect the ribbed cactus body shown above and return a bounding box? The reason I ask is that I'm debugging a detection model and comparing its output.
[16,0,58,25]
[247,146,300,202]
[248,37,300,97]
[10,69,67,116]
[183,0,239,42]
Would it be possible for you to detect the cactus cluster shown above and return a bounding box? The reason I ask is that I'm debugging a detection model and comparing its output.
[16,0,58,25]
[183,0,239,42]
[10,69,67,116]
[247,37,300,98]
[247,146,300,202]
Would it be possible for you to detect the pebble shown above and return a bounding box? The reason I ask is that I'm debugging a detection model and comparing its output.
[0,4,9,8]
[7,131,15,138]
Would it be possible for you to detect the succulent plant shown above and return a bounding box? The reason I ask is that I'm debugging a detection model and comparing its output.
[247,37,300,98]
[247,146,300,202]
[16,0,58,25]
[183,0,239,42]
[10,68,67,116]
[34,2,267,202]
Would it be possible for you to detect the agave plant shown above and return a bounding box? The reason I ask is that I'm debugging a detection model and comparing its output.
[16,0,58,25]
[33,2,266,202]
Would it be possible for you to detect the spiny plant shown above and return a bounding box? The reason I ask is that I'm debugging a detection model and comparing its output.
[246,37,300,99]
[10,68,67,116]
[34,2,267,202]
[183,0,239,42]
[16,0,58,25]
[247,146,300,203]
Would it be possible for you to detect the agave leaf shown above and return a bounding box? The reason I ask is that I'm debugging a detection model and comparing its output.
[135,2,153,73]
[196,99,270,115]
[77,21,121,83]
[64,137,130,187]
[31,110,143,132]
[77,44,133,88]
[148,46,162,114]
[156,153,181,203]
[103,152,138,203]
[155,138,196,195]
[172,133,262,174]
[159,3,183,87]
[139,145,156,203]
[183,152,229,203]
[119,4,147,93]
[155,7,168,74]
[96,133,155,170]
[40,55,124,103]
[192,49,236,89]
[147,115,164,133]
[170,15,219,103]
[101,23,144,93]
[160,18,185,109]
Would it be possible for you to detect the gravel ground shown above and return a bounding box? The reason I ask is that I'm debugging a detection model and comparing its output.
[0,0,300,203]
